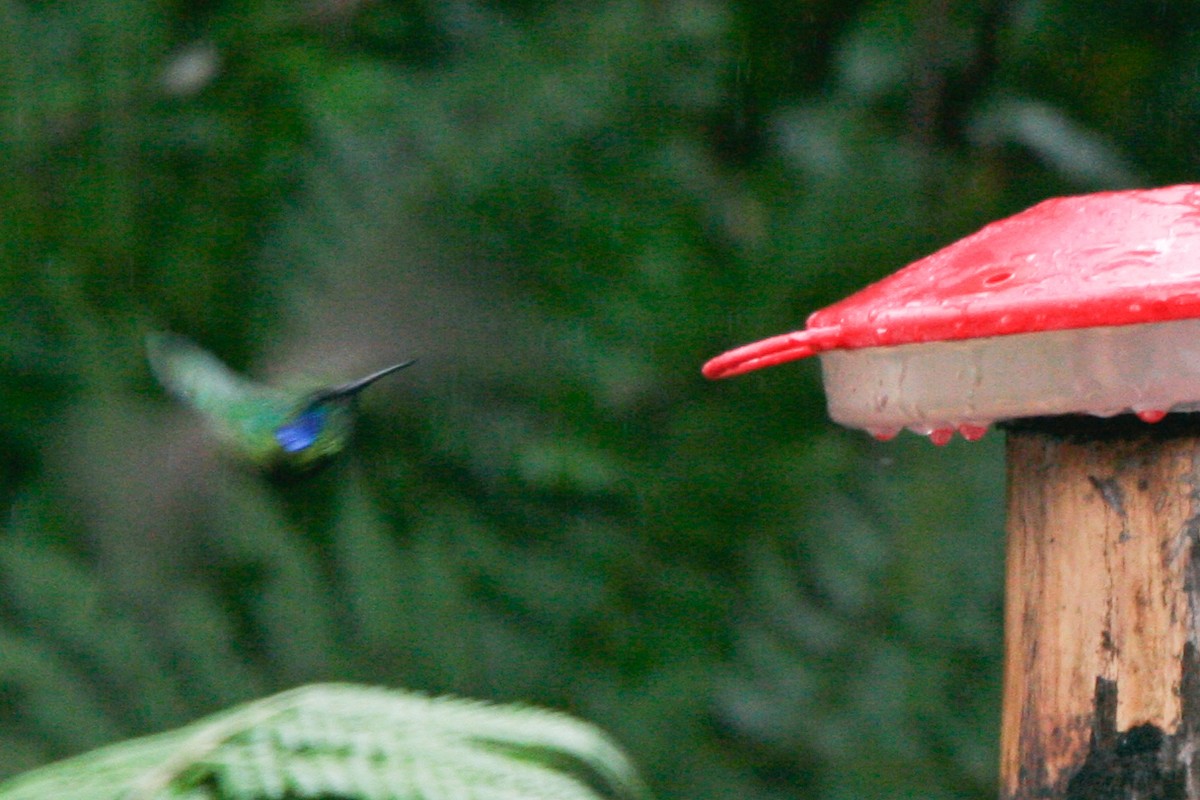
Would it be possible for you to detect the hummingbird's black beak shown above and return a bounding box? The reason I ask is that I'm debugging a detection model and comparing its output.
[318,359,417,402]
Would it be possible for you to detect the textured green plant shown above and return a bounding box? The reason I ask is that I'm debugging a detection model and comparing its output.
[0,684,651,800]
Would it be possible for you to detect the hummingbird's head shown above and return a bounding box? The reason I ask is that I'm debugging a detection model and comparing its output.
[269,359,417,470]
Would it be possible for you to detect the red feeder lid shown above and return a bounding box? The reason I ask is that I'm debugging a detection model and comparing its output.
[704,185,1200,380]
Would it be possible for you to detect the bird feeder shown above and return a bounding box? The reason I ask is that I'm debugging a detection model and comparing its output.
[705,184,1200,798]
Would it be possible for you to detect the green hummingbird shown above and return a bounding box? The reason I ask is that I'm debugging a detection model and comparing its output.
[146,332,415,472]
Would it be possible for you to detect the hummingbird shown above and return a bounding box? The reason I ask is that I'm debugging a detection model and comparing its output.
[146,332,415,472]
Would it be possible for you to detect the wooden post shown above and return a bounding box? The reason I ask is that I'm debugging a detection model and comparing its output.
[1000,416,1200,798]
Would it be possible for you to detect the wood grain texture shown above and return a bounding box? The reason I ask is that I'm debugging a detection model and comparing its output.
[1001,424,1200,798]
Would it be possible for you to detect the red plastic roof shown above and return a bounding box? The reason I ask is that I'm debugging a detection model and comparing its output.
[704,184,1200,379]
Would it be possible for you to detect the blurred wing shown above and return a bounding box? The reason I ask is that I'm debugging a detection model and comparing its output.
[145,332,261,417]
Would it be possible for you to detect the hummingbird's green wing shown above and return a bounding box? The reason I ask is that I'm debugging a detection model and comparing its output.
[146,332,295,465]
[146,333,267,415]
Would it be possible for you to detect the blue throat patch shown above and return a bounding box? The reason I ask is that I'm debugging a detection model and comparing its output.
[274,407,326,453]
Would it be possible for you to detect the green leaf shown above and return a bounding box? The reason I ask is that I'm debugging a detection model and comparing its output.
[0,684,652,800]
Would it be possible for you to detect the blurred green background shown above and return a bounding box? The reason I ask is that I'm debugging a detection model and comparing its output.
[0,0,1192,797]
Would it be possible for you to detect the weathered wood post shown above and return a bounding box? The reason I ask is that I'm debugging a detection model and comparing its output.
[704,185,1200,797]
[1003,416,1200,797]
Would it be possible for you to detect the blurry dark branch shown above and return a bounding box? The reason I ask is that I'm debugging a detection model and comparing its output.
[908,0,1014,148]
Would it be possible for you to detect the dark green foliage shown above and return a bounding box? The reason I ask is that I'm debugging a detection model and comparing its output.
[0,0,1189,797]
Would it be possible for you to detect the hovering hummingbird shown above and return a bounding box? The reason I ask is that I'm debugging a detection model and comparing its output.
[146,332,415,472]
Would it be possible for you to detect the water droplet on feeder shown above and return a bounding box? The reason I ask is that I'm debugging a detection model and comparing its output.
[958,423,989,441]
[929,427,954,446]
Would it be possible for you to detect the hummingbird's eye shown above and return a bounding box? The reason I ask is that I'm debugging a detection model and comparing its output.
[274,408,327,453]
